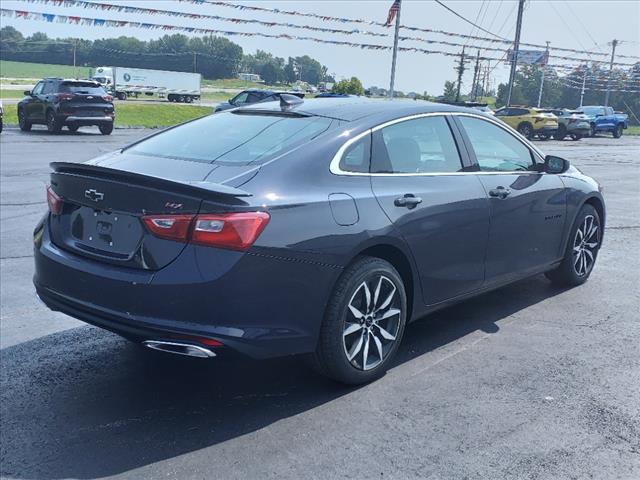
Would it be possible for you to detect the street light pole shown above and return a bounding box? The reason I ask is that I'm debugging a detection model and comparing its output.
[506,0,526,106]
[579,69,587,108]
[604,39,618,106]
[537,41,550,108]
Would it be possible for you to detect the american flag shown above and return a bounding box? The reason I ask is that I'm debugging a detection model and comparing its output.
[385,0,401,26]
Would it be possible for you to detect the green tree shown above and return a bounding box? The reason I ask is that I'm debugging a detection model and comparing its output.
[442,80,457,101]
[332,77,364,95]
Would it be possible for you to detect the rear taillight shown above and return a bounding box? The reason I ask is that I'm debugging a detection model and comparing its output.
[141,212,270,251]
[191,212,270,250]
[102,95,113,102]
[55,93,74,102]
[46,185,63,215]
[141,215,194,242]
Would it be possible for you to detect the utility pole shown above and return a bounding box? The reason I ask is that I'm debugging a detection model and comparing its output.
[455,47,466,102]
[506,0,526,106]
[72,39,78,78]
[579,68,587,108]
[388,0,403,98]
[537,41,550,107]
[471,50,481,101]
[193,51,197,73]
[604,39,618,106]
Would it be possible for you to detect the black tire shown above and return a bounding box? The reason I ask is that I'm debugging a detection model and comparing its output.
[612,125,623,138]
[589,124,596,137]
[554,124,567,140]
[46,110,62,134]
[117,92,127,101]
[18,108,32,132]
[67,123,79,133]
[517,122,533,140]
[569,133,582,141]
[309,256,407,385]
[185,95,193,104]
[177,95,185,103]
[99,123,114,135]
[545,204,601,287]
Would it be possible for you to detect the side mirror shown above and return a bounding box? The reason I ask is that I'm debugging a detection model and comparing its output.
[24,90,32,96]
[596,113,604,117]
[228,98,235,105]
[545,155,570,174]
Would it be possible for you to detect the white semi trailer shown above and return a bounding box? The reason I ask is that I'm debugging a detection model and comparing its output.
[92,66,201,103]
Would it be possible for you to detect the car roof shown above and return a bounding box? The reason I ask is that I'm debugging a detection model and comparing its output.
[236,97,486,122]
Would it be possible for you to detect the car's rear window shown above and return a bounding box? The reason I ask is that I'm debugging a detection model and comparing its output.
[60,82,106,94]
[127,112,334,165]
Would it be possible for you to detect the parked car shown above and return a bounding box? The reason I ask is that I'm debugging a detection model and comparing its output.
[494,106,558,140]
[314,93,356,98]
[544,109,591,140]
[17,78,115,135]
[577,105,628,138]
[34,98,605,384]
[214,89,305,112]
[0,100,3,133]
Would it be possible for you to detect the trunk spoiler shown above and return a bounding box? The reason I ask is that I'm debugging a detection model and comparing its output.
[50,162,253,198]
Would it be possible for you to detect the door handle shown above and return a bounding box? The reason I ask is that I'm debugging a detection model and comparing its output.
[489,186,512,199]
[394,194,423,209]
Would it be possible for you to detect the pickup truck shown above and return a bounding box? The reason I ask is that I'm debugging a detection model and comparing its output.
[578,105,628,138]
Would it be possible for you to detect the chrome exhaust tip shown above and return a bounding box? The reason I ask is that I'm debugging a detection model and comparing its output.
[142,340,216,358]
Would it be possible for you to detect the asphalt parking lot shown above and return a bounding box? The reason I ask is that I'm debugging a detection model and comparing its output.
[1,127,639,479]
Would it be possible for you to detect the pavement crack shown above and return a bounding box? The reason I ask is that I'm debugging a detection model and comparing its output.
[1,254,33,260]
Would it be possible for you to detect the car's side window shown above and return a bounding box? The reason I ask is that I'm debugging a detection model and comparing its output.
[232,92,249,104]
[494,108,508,117]
[42,81,55,95]
[459,116,535,172]
[31,82,44,95]
[246,92,262,103]
[372,116,463,174]
[339,134,371,173]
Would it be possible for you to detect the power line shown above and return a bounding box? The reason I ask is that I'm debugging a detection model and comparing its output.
[434,0,509,41]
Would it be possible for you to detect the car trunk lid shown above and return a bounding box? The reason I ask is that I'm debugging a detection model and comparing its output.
[48,160,252,270]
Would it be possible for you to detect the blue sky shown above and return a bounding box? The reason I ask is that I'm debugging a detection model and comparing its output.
[2,1,638,94]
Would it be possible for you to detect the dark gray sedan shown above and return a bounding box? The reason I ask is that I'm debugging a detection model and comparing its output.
[34,97,604,384]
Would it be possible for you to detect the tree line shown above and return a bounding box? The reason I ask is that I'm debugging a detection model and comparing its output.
[0,26,334,85]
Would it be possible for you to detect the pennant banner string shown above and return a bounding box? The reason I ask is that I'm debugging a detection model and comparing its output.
[2,7,638,68]
[176,0,640,60]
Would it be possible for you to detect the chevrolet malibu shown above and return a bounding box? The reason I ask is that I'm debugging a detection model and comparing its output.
[34,97,605,384]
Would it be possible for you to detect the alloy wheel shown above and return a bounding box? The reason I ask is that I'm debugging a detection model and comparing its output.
[343,275,401,371]
[573,214,599,277]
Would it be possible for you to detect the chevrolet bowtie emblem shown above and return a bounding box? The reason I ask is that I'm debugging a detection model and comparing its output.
[85,189,104,202]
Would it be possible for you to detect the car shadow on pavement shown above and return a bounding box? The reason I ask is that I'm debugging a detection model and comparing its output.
[0,274,568,479]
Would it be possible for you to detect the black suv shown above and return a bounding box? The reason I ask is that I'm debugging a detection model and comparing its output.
[214,89,305,112]
[18,78,115,135]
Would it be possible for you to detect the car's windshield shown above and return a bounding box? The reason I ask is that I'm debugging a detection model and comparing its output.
[127,112,334,165]
[61,82,106,95]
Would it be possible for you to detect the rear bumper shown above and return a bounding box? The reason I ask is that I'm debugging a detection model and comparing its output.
[34,218,341,359]
[65,116,113,123]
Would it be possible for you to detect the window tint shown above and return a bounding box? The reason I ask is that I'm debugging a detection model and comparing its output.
[31,82,44,95]
[42,81,56,94]
[339,135,371,173]
[60,82,106,95]
[128,112,333,165]
[580,106,605,116]
[375,116,462,174]
[512,108,529,116]
[459,116,535,172]
[232,92,249,104]
[246,92,263,103]
[494,108,508,116]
